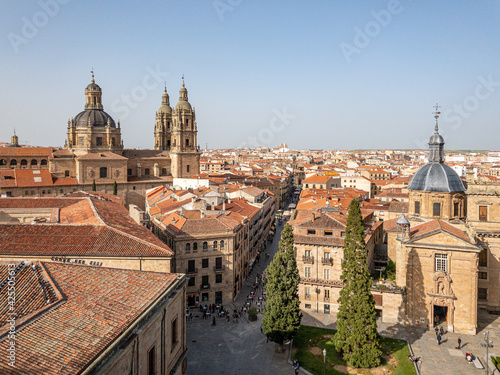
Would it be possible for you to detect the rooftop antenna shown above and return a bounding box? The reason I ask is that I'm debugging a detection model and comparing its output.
[432,103,441,132]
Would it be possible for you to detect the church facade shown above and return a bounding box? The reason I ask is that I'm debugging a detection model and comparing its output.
[0,74,201,208]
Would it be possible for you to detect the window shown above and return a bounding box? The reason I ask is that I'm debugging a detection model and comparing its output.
[145,168,150,176]
[478,288,488,301]
[435,254,448,273]
[324,252,330,259]
[479,249,488,267]
[305,287,310,296]
[185,119,189,126]
[304,304,311,309]
[78,137,84,146]
[187,165,190,173]
[325,231,333,236]
[324,269,330,280]
[30,159,37,166]
[203,241,208,250]
[305,250,311,257]
[188,277,195,286]
[304,267,311,278]
[340,231,345,238]
[220,240,224,249]
[0,159,6,165]
[187,260,195,272]
[111,138,116,146]
[202,258,209,268]
[215,257,222,270]
[433,202,441,217]
[185,139,189,146]
[148,346,156,375]
[162,168,167,175]
[127,168,132,176]
[10,159,17,166]
[307,230,316,235]
[479,206,488,222]
[216,274,222,283]
[202,293,208,301]
[99,167,107,178]
[478,272,488,280]
[171,318,178,347]
[453,202,460,217]
[213,241,218,249]
[324,289,330,299]
[193,243,198,251]
[20,159,27,166]
[414,201,420,215]
[65,170,69,177]
[324,304,330,314]
[202,275,209,286]
[40,160,47,166]
[186,243,191,252]
[96,137,103,146]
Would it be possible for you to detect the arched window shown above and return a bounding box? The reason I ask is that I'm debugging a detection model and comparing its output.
[41,160,47,166]
[220,240,224,249]
[193,242,198,251]
[186,243,191,251]
[203,241,208,250]
[10,159,17,166]
[185,139,189,146]
[21,159,27,166]
[213,241,218,249]
[0,159,6,166]
[31,159,37,166]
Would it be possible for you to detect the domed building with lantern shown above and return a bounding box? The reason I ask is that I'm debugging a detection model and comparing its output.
[384,109,500,335]
[0,72,201,208]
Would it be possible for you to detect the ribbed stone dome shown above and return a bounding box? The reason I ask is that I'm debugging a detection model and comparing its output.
[408,162,465,192]
[74,109,116,128]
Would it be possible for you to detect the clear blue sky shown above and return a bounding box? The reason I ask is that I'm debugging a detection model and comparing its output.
[1,0,500,150]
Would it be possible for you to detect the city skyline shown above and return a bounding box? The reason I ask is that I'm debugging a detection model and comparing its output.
[2,1,500,150]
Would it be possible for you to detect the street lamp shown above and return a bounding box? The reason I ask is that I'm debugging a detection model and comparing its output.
[484,330,493,375]
[417,359,422,372]
[322,348,326,375]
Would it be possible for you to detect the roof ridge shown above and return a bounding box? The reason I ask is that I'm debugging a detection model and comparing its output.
[105,225,173,255]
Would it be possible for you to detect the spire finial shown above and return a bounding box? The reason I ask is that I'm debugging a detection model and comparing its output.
[182,74,185,87]
[164,82,167,93]
[432,103,441,132]
[91,68,95,83]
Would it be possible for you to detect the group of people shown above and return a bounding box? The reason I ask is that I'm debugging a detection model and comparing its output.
[434,324,445,345]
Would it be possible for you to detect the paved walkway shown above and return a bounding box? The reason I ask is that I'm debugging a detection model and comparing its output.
[187,219,500,374]
[186,221,294,375]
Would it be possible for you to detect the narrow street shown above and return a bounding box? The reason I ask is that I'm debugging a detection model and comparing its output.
[186,220,294,375]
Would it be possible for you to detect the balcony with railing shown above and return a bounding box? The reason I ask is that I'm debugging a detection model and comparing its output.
[321,258,333,266]
[213,265,225,272]
[304,294,311,300]
[302,256,314,264]
[185,268,198,275]
[200,283,211,290]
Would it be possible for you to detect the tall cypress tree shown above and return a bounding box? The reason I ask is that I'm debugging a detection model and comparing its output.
[91,179,96,192]
[113,181,118,195]
[334,199,381,367]
[262,223,302,349]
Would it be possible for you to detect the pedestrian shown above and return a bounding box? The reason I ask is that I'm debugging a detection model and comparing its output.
[439,326,444,336]
[437,334,441,345]
[434,326,439,335]
[457,337,462,350]
[212,316,216,326]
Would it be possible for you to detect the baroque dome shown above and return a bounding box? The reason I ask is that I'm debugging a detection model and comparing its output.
[74,109,116,128]
[408,162,465,192]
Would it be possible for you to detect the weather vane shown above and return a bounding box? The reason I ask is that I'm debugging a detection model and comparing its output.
[433,103,441,119]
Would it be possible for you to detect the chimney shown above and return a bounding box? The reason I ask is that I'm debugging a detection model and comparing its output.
[223,201,226,211]
[311,212,315,222]
[211,203,215,210]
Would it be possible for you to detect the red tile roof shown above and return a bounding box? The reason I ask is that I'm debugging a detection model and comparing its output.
[0,261,181,374]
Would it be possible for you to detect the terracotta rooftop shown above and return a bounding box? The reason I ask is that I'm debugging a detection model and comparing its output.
[0,261,181,374]
[0,147,53,157]
[0,195,173,257]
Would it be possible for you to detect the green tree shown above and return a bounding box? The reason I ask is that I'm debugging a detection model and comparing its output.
[113,181,117,195]
[91,179,96,192]
[262,223,302,350]
[334,199,381,367]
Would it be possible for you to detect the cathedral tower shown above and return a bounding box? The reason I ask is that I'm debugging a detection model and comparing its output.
[154,86,172,151]
[168,78,200,178]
